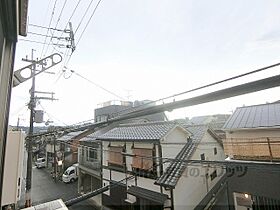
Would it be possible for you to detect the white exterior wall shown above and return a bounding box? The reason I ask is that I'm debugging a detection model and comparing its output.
[161,127,190,171]
[2,130,25,206]
[173,132,225,210]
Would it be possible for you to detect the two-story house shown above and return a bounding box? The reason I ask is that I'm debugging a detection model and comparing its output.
[94,121,225,210]
[218,102,280,209]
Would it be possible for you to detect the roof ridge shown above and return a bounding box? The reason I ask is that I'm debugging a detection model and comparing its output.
[236,101,280,109]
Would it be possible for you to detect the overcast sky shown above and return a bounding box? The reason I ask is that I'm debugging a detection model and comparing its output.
[9,0,280,126]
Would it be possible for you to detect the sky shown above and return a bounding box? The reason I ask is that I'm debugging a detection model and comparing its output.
[9,0,280,126]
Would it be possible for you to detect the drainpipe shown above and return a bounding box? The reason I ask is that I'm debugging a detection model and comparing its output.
[157,143,164,193]
[170,189,174,210]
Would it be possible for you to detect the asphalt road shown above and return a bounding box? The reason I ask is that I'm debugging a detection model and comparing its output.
[19,166,98,209]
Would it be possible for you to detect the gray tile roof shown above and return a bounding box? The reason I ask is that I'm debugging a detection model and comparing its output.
[97,121,178,141]
[155,124,211,188]
[80,129,107,142]
[184,124,208,142]
[155,139,196,188]
[57,131,84,142]
[223,102,280,130]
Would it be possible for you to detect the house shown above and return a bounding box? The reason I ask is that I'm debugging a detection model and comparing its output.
[0,0,28,207]
[223,102,280,161]
[89,121,225,210]
[187,114,231,140]
[205,102,280,209]
[77,127,111,207]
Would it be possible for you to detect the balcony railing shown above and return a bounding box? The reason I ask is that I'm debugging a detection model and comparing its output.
[79,154,101,170]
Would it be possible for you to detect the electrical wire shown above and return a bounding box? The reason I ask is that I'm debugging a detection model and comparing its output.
[28,23,64,31]
[53,0,67,30]
[75,0,102,46]
[56,140,280,171]
[27,61,280,138]
[74,0,96,35]
[72,69,125,100]
[102,61,280,118]
[37,102,68,126]
[65,0,103,66]
[40,0,58,58]
[51,0,82,55]
[18,39,66,47]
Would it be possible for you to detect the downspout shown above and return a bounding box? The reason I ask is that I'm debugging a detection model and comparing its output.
[157,143,164,193]
[170,189,175,210]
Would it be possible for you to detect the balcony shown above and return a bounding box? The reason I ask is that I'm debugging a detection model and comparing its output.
[79,154,101,170]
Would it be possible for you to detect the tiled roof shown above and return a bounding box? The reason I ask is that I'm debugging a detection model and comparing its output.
[97,121,177,141]
[184,124,208,142]
[223,102,280,130]
[80,129,107,142]
[155,124,210,188]
[57,131,84,142]
[155,139,195,188]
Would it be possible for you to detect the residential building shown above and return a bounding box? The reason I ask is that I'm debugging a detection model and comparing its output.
[204,102,280,209]
[91,121,225,210]
[1,130,26,210]
[223,102,280,161]
[188,114,231,140]
[77,128,110,208]
[0,0,28,206]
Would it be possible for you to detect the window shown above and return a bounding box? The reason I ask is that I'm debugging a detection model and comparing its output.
[210,170,217,181]
[214,147,217,155]
[132,148,153,171]
[69,170,75,175]
[88,148,97,160]
[108,146,124,166]
[132,148,156,178]
[200,153,205,160]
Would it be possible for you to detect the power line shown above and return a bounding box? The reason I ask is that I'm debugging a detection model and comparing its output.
[106,61,280,118]
[76,0,102,46]
[51,0,82,54]
[18,39,66,47]
[38,102,68,126]
[74,0,95,35]
[27,31,68,40]
[18,39,65,47]
[40,0,58,58]
[53,0,67,30]
[71,69,125,100]
[65,0,103,66]
[28,23,64,31]
[57,140,280,171]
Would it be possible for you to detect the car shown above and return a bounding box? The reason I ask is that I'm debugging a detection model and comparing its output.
[62,163,78,183]
[35,157,46,169]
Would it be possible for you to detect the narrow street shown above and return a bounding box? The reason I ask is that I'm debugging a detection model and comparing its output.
[19,167,98,209]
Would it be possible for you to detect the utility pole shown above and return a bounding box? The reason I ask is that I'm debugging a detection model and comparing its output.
[53,135,57,182]
[25,49,36,207]
[23,50,60,207]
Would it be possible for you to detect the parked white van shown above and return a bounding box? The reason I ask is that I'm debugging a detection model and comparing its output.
[62,163,78,183]
[35,157,46,169]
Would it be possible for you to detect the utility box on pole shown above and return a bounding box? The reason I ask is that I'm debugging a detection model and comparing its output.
[34,110,44,123]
